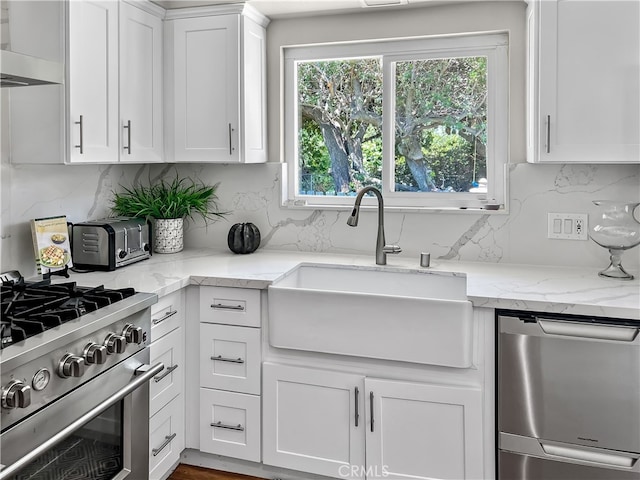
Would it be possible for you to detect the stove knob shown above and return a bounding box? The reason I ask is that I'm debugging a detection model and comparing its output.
[122,324,143,345]
[58,353,85,378]
[104,333,126,354]
[117,249,127,260]
[2,380,31,409]
[83,342,108,364]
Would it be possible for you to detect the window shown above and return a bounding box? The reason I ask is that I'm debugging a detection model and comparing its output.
[283,32,509,210]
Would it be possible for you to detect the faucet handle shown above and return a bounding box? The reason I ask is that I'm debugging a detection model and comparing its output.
[383,244,402,255]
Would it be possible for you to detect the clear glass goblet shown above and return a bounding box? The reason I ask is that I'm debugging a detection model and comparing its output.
[589,200,640,280]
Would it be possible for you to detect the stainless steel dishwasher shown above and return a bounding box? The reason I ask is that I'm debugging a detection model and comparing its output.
[497,310,640,479]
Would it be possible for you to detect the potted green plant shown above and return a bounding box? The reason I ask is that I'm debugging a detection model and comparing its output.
[110,177,226,253]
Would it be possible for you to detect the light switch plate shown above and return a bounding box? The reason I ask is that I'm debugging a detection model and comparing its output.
[548,213,588,240]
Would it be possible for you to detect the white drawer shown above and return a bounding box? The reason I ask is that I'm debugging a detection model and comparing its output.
[199,286,261,327]
[150,327,184,416]
[149,395,185,480]
[200,324,261,395]
[150,290,184,342]
[199,388,261,462]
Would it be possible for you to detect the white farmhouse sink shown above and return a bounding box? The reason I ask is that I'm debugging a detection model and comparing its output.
[268,264,474,368]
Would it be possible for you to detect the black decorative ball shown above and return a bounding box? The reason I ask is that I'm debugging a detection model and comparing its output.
[227,222,261,254]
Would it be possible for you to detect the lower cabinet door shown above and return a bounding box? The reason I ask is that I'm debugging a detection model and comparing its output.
[149,395,185,480]
[199,388,261,462]
[150,327,184,417]
[262,363,366,479]
[365,378,483,480]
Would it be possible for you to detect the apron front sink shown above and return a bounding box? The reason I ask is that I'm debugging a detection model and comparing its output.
[268,264,473,368]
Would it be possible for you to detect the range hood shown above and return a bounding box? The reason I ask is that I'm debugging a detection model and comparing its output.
[0,49,64,87]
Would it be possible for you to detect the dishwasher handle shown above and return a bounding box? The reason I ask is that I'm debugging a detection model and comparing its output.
[499,313,640,343]
[540,441,639,468]
[537,318,639,342]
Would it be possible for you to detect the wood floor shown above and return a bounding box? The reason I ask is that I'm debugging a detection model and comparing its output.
[167,464,264,480]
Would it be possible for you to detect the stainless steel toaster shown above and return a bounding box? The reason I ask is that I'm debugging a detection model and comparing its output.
[72,217,151,271]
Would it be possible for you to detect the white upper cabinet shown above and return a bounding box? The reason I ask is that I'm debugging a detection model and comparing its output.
[527,0,640,163]
[68,0,164,164]
[120,1,164,163]
[164,5,268,163]
[68,0,119,163]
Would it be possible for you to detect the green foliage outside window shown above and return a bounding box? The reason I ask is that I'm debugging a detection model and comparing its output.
[296,55,487,196]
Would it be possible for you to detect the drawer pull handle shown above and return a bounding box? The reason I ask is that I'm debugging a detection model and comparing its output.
[154,364,178,382]
[211,303,245,311]
[152,433,176,456]
[211,355,245,364]
[211,421,244,431]
[152,309,177,325]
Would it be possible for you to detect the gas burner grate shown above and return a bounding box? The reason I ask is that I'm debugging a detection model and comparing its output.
[0,277,136,349]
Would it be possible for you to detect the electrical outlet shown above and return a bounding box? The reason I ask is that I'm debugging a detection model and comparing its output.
[547,213,589,240]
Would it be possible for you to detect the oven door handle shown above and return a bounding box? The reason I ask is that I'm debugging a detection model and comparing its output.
[0,362,164,480]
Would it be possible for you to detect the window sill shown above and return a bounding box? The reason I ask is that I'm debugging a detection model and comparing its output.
[281,200,508,215]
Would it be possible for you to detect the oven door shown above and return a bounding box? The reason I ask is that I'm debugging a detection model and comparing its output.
[0,348,163,480]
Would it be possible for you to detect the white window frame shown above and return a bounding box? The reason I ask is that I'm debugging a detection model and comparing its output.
[282,32,509,211]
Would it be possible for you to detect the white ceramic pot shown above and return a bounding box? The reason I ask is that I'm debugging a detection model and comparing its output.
[154,218,184,253]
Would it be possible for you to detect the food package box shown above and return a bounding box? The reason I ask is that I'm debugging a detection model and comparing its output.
[31,215,73,274]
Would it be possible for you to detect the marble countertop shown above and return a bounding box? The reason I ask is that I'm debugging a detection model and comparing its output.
[61,248,640,319]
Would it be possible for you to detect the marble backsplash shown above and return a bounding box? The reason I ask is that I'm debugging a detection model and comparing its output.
[1,160,639,278]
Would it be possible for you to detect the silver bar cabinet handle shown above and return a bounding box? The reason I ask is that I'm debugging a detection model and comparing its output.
[370,391,374,433]
[355,387,360,427]
[152,309,177,325]
[124,120,131,154]
[211,303,245,311]
[0,362,164,480]
[211,355,245,364]
[154,364,178,382]
[152,433,177,457]
[75,115,84,154]
[545,115,551,154]
[211,421,245,431]
[228,123,233,155]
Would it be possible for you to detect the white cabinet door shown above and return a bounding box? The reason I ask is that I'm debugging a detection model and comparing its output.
[150,289,184,343]
[68,0,119,163]
[262,363,366,479]
[199,323,261,395]
[528,0,640,163]
[150,327,184,417]
[149,394,185,480]
[199,388,261,462]
[119,1,163,163]
[365,378,483,480]
[169,15,240,162]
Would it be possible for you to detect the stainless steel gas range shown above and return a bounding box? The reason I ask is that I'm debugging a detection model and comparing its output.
[0,271,162,480]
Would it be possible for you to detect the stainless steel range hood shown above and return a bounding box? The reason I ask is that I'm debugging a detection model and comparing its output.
[0,49,64,87]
